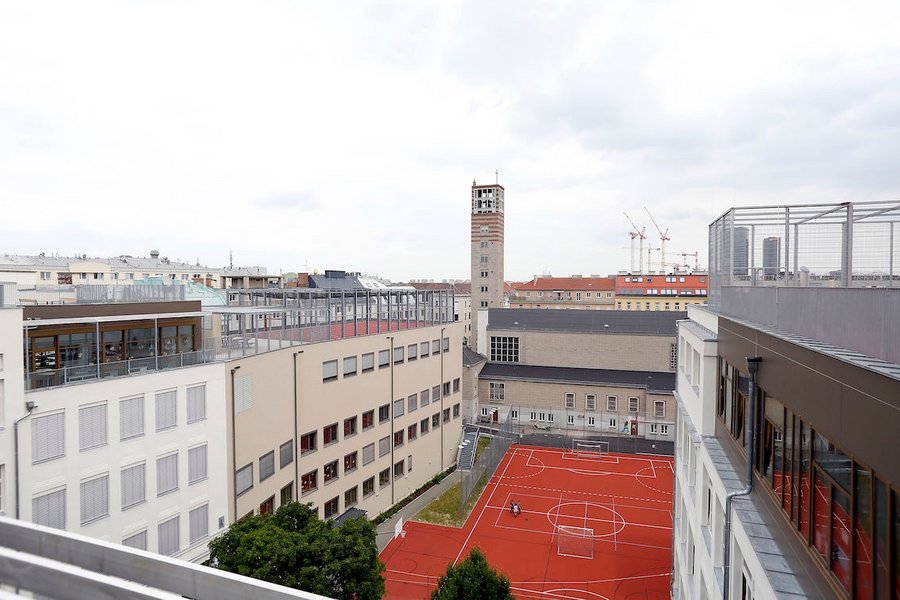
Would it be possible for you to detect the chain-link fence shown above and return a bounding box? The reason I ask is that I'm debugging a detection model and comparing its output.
[459,411,517,513]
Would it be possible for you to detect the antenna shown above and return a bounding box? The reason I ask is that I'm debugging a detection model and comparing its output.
[644,207,670,274]
[623,212,647,274]
[229,250,233,269]
[495,169,499,184]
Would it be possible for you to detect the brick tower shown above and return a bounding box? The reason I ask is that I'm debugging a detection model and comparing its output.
[470,179,505,353]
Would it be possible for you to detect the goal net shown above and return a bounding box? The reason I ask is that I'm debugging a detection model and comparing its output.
[572,440,609,456]
[557,525,594,559]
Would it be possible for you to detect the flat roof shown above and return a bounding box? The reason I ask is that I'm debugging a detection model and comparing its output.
[23,311,204,327]
[480,363,676,392]
[487,308,684,336]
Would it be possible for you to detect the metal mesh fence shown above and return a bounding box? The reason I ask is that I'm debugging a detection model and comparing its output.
[460,410,517,513]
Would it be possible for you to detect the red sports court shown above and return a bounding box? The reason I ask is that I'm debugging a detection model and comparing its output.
[381,443,674,599]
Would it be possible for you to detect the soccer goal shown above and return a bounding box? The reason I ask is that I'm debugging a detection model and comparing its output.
[572,439,610,456]
[557,525,594,559]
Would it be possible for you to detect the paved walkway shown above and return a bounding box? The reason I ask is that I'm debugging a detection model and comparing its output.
[375,470,462,552]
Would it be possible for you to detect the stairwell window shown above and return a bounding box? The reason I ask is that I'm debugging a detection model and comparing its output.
[564,393,575,409]
[586,394,597,411]
[490,336,519,363]
[489,382,505,403]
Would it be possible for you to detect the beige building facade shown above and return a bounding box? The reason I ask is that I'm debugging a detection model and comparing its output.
[509,275,617,310]
[226,323,464,522]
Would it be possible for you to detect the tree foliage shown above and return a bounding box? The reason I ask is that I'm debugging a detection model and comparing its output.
[209,502,385,599]
[431,547,514,600]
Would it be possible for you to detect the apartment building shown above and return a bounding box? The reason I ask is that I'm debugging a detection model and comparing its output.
[615,272,708,311]
[475,308,681,444]
[672,201,900,600]
[509,275,616,310]
[3,301,228,563]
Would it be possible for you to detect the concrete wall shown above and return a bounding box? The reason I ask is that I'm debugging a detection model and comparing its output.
[228,323,465,522]
[20,363,227,563]
[0,308,25,519]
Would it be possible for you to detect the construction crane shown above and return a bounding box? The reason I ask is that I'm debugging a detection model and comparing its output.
[623,212,646,274]
[644,207,670,274]
[677,251,699,271]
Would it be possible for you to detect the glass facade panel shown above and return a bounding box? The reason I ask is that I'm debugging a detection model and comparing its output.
[831,486,851,591]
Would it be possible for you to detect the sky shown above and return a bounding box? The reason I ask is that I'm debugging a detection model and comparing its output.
[1,1,899,282]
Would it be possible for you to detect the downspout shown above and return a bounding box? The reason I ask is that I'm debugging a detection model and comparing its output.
[292,351,302,501]
[230,365,241,522]
[722,356,761,600]
[387,336,395,505]
[440,326,446,471]
[14,400,37,519]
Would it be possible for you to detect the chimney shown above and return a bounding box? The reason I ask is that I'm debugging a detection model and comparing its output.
[150,250,160,260]
[533,275,538,284]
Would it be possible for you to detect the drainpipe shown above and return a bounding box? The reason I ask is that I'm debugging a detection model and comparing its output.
[14,400,37,519]
[440,326,446,471]
[387,336,395,504]
[230,365,241,522]
[292,351,302,501]
[722,357,761,600]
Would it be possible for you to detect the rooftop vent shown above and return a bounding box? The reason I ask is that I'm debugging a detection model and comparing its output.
[150,250,159,259]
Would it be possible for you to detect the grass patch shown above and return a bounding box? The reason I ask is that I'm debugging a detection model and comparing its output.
[474,436,492,461]
[414,473,488,527]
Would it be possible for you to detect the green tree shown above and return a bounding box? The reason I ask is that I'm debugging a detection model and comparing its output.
[431,547,514,600]
[209,502,385,599]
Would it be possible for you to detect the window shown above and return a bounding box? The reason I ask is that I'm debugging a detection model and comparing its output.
[362,410,374,429]
[323,360,338,382]
[586,394,596,411]
[394,460,405,479]
[362,352,375,372]
[489,382,505,403]
[189,445,208,484]
[123,530,147,550]
[442,337,450,352]
[432,385,441,402]
[654,400,666,419]
[407,454,413,472]
[158,516,180,556]
[564,393,575,409]
[345,486,358,507]
[121,463,146,509]
[363,477,375,497]
[80,474,109,525]
[301,470,317,494]
[236,463,253,496]
[407,343,417,361]
[629,397,639,412]
[379,468,390,488]
[432,340,440,355]
[481,270,488,278]
[280,482,293,506]
[393,346,404,364]
[323,460,338,484]
[453,378,460,393]
[33,412,65,463]
[394,430,404,447]
[609,418,617,429]
[323,423,338,445]
[490,336,519,362]
[420,417,429,434]
[155,390,177,431]
[408,422,418,440]
[432,413,440,428]
[379,404,390,423]
[443,408,451,423]
[420,341,430,357]
[342,356,357,378]
[421,389,430,407]
[334,449,356,478]
[300,431,317,454]
[321,496,339,520]
[378,349,390,368]
[259,450,275,482]
[480,255,488,263]
[567,415,575,424]
[453,403,460,418]
[408,394,418,413]
[607,395,617,411]
[280,439,294,468]
[394,398,405,417]
[157,453,178,496]
[33,488,66,529]
[343,416,357,437]
[379,436,390,456]
[363,442,375,465]
[186,385,206,423]
[587,416,596,427]
[79,404,107,451]
[189,504,209,544]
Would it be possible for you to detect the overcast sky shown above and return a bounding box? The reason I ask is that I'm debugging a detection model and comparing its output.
[2,1,899,282]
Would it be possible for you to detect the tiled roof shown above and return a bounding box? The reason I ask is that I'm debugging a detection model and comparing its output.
[487,308,684,336]
[513,277,615,291]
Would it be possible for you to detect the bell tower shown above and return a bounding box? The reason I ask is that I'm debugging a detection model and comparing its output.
[470,179,505,353]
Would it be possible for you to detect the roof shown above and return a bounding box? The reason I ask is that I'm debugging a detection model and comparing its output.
[513,277,615,292]
[480,363,675,392]
[307,272,363,290]
[331,507,367,527]
[487,308,684,336]
[463,347,486,367]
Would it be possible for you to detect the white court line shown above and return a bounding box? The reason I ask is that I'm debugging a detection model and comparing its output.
[453,443,518,564]
[523,446,673,465]
[611,494,617,551]
[649,457,657,479]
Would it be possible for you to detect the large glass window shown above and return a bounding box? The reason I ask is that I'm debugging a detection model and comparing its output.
[489,336,519,363]
[126,328,154,359]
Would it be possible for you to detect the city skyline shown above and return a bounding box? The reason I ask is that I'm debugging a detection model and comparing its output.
[2,1,899,282]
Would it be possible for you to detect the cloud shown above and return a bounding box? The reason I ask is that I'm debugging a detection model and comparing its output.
[255,192,316,210]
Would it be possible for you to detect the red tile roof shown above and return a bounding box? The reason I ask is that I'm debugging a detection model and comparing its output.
[513,277,616,292]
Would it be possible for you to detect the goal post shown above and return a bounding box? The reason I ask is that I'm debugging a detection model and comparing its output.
[557,525,594,559]
[571,439,610,456]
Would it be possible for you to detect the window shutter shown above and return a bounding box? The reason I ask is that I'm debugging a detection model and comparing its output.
[157,453,178,495]
[155,390,177,430]
[120,396,144,440]
[33,489,66,529]
[32,412,65,463]
[187,385,206,423]
[158,516,180,556]
[123,530,147,550]
[121,463,146,508]
[188,445,207,484]
[189,504,209,543]
[79,404,107,450]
